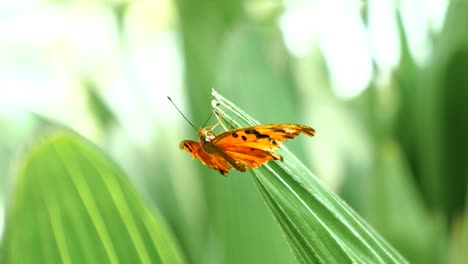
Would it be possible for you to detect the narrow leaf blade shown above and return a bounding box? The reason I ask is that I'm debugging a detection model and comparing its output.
[212,90,408,264]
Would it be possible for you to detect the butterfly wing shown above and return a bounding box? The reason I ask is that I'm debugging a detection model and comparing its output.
[212,124,315,170]
[180,140,232,176]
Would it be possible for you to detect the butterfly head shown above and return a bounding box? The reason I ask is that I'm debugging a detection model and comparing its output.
[197,127,216,142]
[197,127,218,154]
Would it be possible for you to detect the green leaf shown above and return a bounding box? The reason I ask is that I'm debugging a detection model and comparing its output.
[84,80,117,132]
[212,90,408,264]
[451,180,468,264]
[369,141,445,263]
[2,130,185,264]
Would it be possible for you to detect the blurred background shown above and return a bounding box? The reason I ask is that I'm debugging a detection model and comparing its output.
[0,0,467,263]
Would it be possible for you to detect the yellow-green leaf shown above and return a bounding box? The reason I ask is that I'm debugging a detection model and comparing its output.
[2,131,185,264]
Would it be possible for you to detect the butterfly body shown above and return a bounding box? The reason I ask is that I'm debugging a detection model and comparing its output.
[197,128,218,153]
[180,124,315,176]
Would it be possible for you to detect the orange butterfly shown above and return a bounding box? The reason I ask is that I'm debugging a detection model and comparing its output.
[180,122,315,176]
[180,123,315,175]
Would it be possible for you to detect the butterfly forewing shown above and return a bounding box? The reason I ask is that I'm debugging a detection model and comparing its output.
[211,124,314,170]
[180,140,232,175]
[214,124,315,148]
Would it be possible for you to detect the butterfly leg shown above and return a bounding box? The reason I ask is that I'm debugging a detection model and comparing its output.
[204,122,220,131]
[214,111,237,132]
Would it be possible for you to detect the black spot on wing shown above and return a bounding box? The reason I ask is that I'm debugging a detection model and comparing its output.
[241,135,247,141]
[244,129,270,139]
[218,169,228,175]
[184,143,194,152]
[273,128,299,138]
[232,132,238,138]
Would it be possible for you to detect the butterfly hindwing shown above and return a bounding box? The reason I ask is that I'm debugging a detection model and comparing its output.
[223,147,282,169]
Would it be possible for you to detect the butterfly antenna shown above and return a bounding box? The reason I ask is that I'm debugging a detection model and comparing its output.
[200,100,221,127]
[201,111,215,128]
[167,97,197,131]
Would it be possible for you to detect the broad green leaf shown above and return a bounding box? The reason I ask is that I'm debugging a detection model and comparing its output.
[212,90,408,264]
[2,130,185,264]
[395,0,468,220]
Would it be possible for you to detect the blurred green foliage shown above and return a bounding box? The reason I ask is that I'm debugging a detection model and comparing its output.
[2,131,185,263]
[0,0,467,263]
